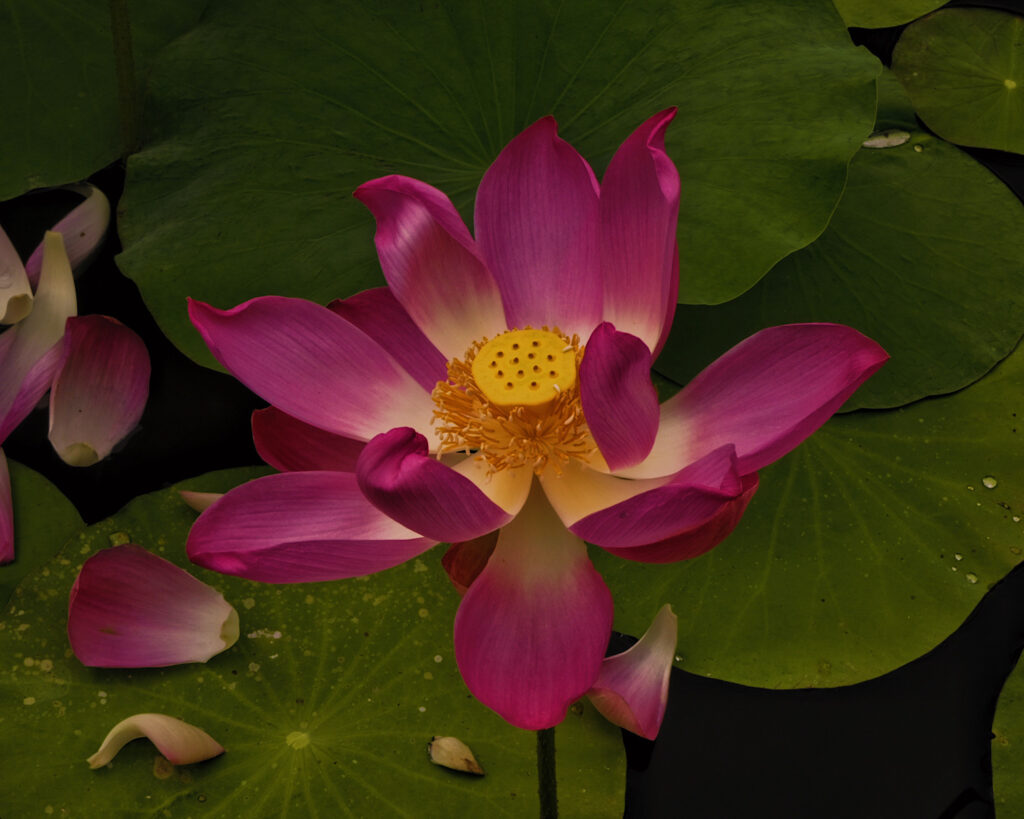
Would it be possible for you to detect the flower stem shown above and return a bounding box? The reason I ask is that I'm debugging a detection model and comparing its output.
[109,0,139,158]
[537,726,558,819]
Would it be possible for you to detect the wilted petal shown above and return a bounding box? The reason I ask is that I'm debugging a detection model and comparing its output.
[48,315,150,466]
[187,471,437,582]
[178,490,222,513]
[454,484,613,730]
[68,545,239,667]
[588,604,677,739]
[475,117,602,338]
[251,406,364,472]
[354,177,506,361]
[0,449,11,565]
[25,184,111,287]
[87,713,224,769]
[0,227,32,324]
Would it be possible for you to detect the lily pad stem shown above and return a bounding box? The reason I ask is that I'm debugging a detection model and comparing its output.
[537,726,558,818]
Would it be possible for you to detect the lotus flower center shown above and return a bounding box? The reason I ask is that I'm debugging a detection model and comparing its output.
[431,327,595,474]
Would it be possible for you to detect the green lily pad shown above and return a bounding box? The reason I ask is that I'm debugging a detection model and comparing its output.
[994,656,1024,816]
[0,0,209,199]
[893,7,1024,154]
[0,467,624,817]
[833,0,945,29]
[654,71,1024,410]
[117,0,878,368]
[0,459,82,606]
[598,337,1024,690]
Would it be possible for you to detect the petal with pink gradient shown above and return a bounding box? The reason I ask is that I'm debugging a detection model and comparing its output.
[474,117,602,338]
[252,407,364,472]
[599,109,680,353]
[87,713,224,769]
[454,484,613,729]
[48,315,150,466]
[354,178,506,360]
[588,604,677,739]
[580,323,659,471]
[327,287,447,392]
[187,470,437,582]
[0,449,12,565]
[188,296,437,443]
[617,324,890,479]
[179,490,222,513]
[68,545,239,668]
[25,184,111,288]
[356,427,531,542]
[0,227,32,324]
[441,531,499,596]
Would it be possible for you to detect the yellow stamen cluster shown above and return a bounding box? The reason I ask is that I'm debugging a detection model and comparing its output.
[432,328,596,475]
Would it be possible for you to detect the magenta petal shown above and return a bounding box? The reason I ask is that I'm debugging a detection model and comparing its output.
[0,449,12,565]
[68,545,239,668]
[356,428,530,542]
[454,486,613,729]
[475,117,602,338]
[628,324,889,478]
[188,296,437,442]
[327,287,448,391]
[48,315,150,466]
[354,178,506,360]
[600,109,680,353]
[588,604,677,739]
[251,407,364,472]
[25,184,111,288]
[441,531,499,596]
[187,471,436,582]
[580,322,659,471]
[87,713,224,768]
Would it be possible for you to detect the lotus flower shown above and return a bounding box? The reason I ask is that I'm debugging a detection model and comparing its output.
[0,186,150,563]
[186,110,887,733]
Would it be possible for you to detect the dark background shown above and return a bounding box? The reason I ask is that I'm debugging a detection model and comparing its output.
[3,4,1024,817]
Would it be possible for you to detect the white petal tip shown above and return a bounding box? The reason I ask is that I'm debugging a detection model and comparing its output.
[87,713,224,769]
[59,442,100,467]
[178,490,223,513]
[1,293,33,325]
[220,607,240,650]
[427,736,485,775]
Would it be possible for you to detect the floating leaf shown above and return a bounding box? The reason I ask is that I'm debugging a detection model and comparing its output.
[994,657,1024,816]
[893,7,1024,153]
[118,0,878,367]
[0,467,624,816]
[654,71,1024,409]
[598,338,1024,689]
[833,0,945,29]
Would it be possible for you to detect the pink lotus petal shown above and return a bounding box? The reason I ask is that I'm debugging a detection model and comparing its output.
[188,296,436,443]
[580,322,659,471]
[354,178,507,360]
[356,427,531,542]
[599,109,680,353]
[48,315,150,466]
[474,117,602,339]
[327,287,448,392]
[0,449,12,564]
[0,227,32,325]
[588,604,677,739]
[25,184,111,288]
[178,490,222,513]
[87,713,224,769]
[0,232,77,440]
[68,545,239,668]
[454,485,613,729]
[617,324,889,479]
[601,473,759,563]
[441,531,499,596]
[251,407,364,472]
[187,470,437,582]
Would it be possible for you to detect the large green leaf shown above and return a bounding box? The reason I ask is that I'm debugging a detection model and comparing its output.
[0,467,624,817]
[893,7,1024,154]
[654,71,1024,410]
[598,339,1024,689]
[0,459,82,606]
[118,0,878,368]
[0,0,209,199]
[994,656,1024,817]
[832,0,945,29]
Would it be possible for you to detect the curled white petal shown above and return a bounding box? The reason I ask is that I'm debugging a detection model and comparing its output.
[87,713,224,769]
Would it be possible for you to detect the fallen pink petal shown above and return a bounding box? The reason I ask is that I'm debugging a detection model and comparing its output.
[68,545,239,667]
[186,110,887,731]
[48,314,150,466]
[587,604,678,740]
[87,713,224,769]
